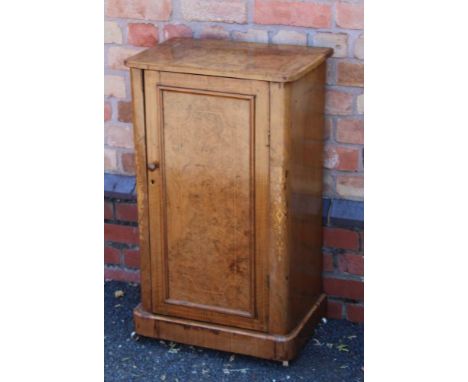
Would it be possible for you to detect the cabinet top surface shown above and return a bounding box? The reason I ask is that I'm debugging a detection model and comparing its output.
[125,38,332,82]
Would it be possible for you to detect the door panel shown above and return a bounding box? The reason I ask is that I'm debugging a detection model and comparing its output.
[145,71,269,331]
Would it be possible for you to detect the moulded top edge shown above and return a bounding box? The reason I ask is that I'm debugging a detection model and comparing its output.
[125,38,333,83]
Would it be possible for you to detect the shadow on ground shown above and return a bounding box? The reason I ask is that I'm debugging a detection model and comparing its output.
[105,281,363,381]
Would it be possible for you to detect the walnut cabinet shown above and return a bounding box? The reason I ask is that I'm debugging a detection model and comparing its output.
[126,38,332,362]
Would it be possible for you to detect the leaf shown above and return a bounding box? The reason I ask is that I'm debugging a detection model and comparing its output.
[313,339,322,346]
[229,354,235,362]
[168,342,180,353]
[348,335,357,340]
[114,290,124,298]
[337,344,349,352]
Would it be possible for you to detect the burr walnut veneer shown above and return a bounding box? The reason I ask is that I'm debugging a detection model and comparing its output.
[126,38,332,362]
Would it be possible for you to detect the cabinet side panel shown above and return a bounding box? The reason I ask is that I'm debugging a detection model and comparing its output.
[287,63,326,329]
[130,68,152,310]
[269,82,292,334]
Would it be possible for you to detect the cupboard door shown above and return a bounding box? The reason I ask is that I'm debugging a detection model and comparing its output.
[144,72,269,331]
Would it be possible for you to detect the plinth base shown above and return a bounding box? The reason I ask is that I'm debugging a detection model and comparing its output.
[133,293,326,361]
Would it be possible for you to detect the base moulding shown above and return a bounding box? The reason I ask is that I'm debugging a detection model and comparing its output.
[133,293,327,362]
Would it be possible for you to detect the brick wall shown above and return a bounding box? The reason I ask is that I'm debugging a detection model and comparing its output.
[323,227,364,322]
[104,0,364,201]
[104,0,364,322]
[104,197,141,283]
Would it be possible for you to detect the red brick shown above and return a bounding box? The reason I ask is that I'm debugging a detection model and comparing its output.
[115,203,138,222]
[121,152,136,174]
[323,277,363,300]
[104,223,139,245]
[107,46,144,71]
[336,1,364,30]
[336,119,364,144]
[105,21,122,44]
[323,170,334,195]
[118,101,133,123]
[128,23,158,47]
[105,125,134,149]
[337,253,364,276]
[255,0,332,28]
[200,25,229,40]
[163,24,192,41]
[104,267,140,283]
[324,117,332,140]
[105,75,126,98]
[324,145,360,171]
[105,102,111,122]
[323,227,359,250]
[272,30,307,46]
[313,33,348,58]
[104,247,121,265]
[326,90,353,115]
[232,29,268,43]
[336,175,364,199]
[354,35,364,60]
[123,249,140,269]
[327,300,343,319]
[323,253,334,272]
[181,0,247,24]
[105,148,118,172]
[106,0,171,20]
[104,201,113,220]
[346,303,364,323]
[337,61,364,87]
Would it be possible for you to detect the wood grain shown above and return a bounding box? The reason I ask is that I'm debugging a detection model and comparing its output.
[268,81,293,334]
[287,63,327,329]
[125,38,333,82]
[145,72,270,331]
[127,38,331,361]
[133,292,326,362]
[162,87,253,316]
[130,68,152,311]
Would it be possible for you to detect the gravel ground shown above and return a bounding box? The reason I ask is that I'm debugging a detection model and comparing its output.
[105,281,364,382]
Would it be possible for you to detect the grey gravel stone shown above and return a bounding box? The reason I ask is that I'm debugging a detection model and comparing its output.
[105,281,364,381]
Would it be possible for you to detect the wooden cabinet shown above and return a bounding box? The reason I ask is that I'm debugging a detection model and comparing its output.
[126,38,332,362]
